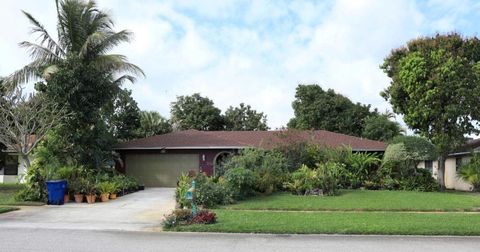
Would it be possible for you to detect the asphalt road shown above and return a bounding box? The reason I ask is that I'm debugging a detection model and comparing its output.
[1,227,480,252]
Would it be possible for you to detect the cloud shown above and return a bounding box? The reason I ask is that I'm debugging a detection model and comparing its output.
[1,0,479,129]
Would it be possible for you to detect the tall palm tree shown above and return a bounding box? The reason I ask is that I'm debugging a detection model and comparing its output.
[4,0,144,88]
[139,111,172,137]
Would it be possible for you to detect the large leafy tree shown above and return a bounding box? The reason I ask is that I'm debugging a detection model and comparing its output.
[288,84,376,136]
[103,89,141,141]
[137,111,172,137]
[5,0,144,168]
[361,112,404,141]
[381,33,480,188]
[170,93,224,131]
[224,103,268,131]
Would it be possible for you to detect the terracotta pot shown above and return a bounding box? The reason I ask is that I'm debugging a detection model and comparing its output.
[110,193,117,200]
[74,194,84,203]
[100,193,110,202]
[64,194,70,203]
[86,194,96,204]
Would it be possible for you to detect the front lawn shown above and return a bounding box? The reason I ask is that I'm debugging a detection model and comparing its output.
[0,206,19,214]
[168,189,480,235]
[224,190,480,212]
[174,210,480,235]
[0,184,44,206]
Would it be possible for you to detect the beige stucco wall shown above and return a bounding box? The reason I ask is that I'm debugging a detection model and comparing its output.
[418,157,473,191]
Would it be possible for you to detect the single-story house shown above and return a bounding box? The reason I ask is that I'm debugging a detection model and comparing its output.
[114,130,386,187]
[417,138,480,191]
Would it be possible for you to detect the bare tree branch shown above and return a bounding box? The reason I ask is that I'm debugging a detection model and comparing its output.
[0,87,69,167]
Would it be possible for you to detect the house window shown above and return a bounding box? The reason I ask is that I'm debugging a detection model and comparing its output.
[455,157,463,171]
[425,160,433,172]
[4,155,18,175]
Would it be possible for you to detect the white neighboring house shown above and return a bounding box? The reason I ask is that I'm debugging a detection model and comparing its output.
[417,139,480,191]
[0,151,31,183]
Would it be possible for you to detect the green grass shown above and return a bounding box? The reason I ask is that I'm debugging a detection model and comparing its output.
[0,206,19,214]
[173,210,480,235]
[223,190,480,212]
[0,183,44,206]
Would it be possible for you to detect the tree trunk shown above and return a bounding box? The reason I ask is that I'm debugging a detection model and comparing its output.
[438,154,446,190]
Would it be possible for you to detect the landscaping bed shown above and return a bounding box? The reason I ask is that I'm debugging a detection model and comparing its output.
[0,184,44,206]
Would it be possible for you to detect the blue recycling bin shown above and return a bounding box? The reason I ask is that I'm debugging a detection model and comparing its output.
[46,180,67,205]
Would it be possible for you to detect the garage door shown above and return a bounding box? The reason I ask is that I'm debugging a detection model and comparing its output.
[125,154,199,187]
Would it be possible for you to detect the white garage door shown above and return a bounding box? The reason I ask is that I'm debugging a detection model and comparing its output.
[125,154,199,187]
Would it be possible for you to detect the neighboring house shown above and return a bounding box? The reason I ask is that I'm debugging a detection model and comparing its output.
[114,130,386,187]
[418,139,480,191]
[0,152,29,183]
[0,136,37,183]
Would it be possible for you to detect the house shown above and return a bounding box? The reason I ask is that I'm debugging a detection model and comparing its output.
[114,130,386,187]
[0,142,32,184]
[417,139,480,191]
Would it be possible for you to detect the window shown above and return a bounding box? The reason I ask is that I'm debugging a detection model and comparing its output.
[456,157,463,171]
[4,155,18,175]
[425,160,433,172]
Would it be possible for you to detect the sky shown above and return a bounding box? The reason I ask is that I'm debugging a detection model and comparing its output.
[1,0,480,129]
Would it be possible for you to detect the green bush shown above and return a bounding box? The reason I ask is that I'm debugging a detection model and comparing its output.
[316,162,344,196]
[15,160,48,202]
[399,169,439,192]
[458,154,480,191]
[223,148,287,194]
[194,173,231,208]
[175,173,192,208]
[224,167,256,200]
[284,164,320,195]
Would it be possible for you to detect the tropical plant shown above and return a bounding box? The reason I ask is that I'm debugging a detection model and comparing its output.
[458,154,480,191]
[223,167,256,200]
[346,152,381,186]
[284,164,320,195]
[97,181,115,194]
[316,162,344,196]
[4,0,144,88]
[175,173,192,208]
[137,111,172,137]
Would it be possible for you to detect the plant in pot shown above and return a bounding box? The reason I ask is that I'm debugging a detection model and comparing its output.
[71,178,86,203]
[84,179,97,204]
[110,181,120,200]
[97,181,113,202]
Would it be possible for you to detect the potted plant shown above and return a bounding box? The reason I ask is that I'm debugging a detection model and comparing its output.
[84,179,97,204]
[110,181,120,200]
[71,178,86,203]
[97,181,113,202]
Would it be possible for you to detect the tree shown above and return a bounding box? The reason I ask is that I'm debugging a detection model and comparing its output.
[170,93,224,131]
[361,113,404,141]
[0,87,68,168]
[388,135,438,167]
[5,0,144,168]
[103,89,141,141]
[288,84,376,136]
[4,0,143,88]
[381,33,480,188]
[137,111,172,137]
[224,103,268,131]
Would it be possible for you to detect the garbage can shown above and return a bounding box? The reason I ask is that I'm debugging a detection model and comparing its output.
[46,180,67,205]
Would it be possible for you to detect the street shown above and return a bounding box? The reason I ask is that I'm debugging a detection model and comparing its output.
[1,227,479,252]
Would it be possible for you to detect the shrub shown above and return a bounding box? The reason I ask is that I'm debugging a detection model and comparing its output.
[458,154,480,191]
[195,173,231,207]
[223,148,287,194]
[284,164,320,195]
[175,173,192,208]
[173,209,193,222]
[399,169,439,192]
[223,167,256,200]
[15,160,48,202]
[96,181,115,194]
[191,210,217,224]
[316,162,344,196]
[162,214,178,229]
[346,152,381,186]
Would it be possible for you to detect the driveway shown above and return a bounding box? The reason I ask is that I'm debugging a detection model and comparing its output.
[0,188,175,231]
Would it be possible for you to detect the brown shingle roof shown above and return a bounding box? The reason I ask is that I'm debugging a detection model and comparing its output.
[115,130,386,151]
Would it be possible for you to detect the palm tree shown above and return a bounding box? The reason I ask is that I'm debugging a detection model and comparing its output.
[139,111,172,137]
[4,0,144,88]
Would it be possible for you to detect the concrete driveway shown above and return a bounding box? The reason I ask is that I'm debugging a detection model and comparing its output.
[0,188,175,231]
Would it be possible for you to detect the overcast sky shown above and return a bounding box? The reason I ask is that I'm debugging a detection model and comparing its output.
[1,0,480,129]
